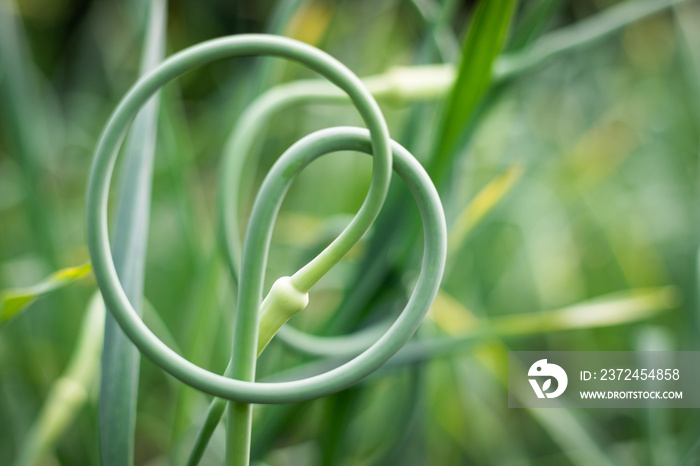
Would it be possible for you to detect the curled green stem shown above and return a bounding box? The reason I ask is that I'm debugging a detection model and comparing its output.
[87,35,445,466]
[186,127,445,464]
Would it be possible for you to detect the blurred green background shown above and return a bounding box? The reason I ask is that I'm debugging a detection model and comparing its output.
[1,0,700,464]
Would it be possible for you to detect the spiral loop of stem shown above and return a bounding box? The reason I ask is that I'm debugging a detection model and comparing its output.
[86,34,446,465]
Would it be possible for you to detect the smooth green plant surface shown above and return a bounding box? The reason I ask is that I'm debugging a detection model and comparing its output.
[86,35,445,465]
[2,0,700,465]
[98,2,167,465]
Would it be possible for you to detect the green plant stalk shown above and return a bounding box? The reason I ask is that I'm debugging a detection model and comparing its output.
[91,118,443,461]
[186,392,228,466]
[13,293,105,466]
[98,1,166,465]
[185,127,446,464]
[221,44,393,466]
[86,36,445,466]
[225,126,396,466]
[188,288,345,466]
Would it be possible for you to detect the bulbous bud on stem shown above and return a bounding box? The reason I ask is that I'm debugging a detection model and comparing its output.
[257,276,309,355]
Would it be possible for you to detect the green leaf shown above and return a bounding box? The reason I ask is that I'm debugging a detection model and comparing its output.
[430,0,518,182]
[541,378,552,392]
[98,1,167,465]
[0,263,92,323]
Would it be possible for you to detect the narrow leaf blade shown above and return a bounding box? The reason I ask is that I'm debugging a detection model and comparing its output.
[430,0,518,182]
[98,1,167,465]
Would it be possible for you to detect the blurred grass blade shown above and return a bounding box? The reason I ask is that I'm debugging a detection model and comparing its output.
[98,1,167,465]
[429,287,679,339]
[496,0,692,79]
[0,263,92,323]
[430,0,518,183]
[0,0,58,266]
[492,287,679,334]
[447,164,523,255]
[507,0,564,51]
[674,3,700,401]
[385,287,680,365]
[407,0,461,61]
[13,293,105,466]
